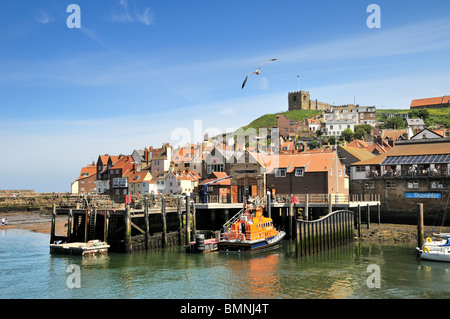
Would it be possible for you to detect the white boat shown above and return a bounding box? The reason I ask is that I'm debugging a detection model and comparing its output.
[416,235,450,262]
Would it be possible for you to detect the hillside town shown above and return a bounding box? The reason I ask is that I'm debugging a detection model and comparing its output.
[71,91,450,220]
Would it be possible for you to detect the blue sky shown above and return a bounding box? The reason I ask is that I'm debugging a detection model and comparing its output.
[1,0,450,192]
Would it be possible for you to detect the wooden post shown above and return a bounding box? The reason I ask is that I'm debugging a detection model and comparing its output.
[177,196,183,245]
[367,203,370,229]
[161,197,167,248]
[84,209,88,243]
[125,206,131,253]
[304,194,309,221]
[50,204,56,244]
[358,204,361,238]
[186,194,191,245]
[289,196,293,239]
[67,208,73,243]
[296,220,300,257]
[144,197,150,250]
[192,201,196,235]
[267,192,272,219]
[104,210,110,244]
[418,203,424,249]
[328,193,333,215]
[377,203,380,225]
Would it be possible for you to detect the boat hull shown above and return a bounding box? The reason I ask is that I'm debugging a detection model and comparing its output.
[417,247,450,262]
[218,231,285,253]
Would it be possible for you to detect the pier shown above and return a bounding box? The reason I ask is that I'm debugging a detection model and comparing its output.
[50,193,380,253]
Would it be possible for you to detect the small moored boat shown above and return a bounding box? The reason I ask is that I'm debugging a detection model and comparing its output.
[416,234,450,262]
[218,204,285,253]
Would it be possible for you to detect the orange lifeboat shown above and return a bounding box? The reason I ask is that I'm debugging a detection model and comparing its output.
[219,206,285,252]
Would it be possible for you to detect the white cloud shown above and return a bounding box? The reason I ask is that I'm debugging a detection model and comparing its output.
[112,0,154,26]
[35,10,51,24]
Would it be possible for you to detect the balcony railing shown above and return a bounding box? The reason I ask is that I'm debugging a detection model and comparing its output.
[366,170,448,178]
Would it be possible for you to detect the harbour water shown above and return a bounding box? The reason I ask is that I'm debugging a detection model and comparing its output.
[1,228,449,299]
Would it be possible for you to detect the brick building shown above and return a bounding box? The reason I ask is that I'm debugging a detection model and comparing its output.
[351,138,450,224]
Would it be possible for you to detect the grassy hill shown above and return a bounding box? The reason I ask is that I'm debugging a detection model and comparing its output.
[241,109,323,131]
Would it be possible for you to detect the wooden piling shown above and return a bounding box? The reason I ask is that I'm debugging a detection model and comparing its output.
[289,196,293,239]
[104,210,109,244]
[177,197,183,245]
[67,208,73,243]
[418,203,424,249]
[267,192,272,219]
[144,197,150,250]
[377,203,380,225]
[367,203,370,229]
[357,204,361,238]
[305,194,309,221]
[161,197,167,248]
[124,206,131,253]
[328,193,332,215]
[50,204,56,244]
[186,194,191,245]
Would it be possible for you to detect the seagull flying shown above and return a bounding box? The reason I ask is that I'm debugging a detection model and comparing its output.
[241,59,277,89]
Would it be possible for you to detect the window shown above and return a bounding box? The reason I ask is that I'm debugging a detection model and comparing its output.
[339,169,343,177]
[275,168,286,177]
[407,181,419,189]
[356,166,366,172]
[364,181,375,189]
[386,181,397,188]
[431,181,444,189]
[295,168,304,177]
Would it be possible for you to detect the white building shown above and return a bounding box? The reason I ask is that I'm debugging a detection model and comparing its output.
[324,119,356,137]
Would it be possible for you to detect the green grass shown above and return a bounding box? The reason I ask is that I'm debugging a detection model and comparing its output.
[377,107,450,128]
[241,109,323,131]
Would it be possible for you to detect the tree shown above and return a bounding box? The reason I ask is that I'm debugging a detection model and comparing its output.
[309,140,319,149]
[384,116,405,129]
[354,127,366,140]
[341,128,354,142]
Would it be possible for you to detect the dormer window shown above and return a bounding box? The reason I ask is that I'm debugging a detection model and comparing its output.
[295,167,305,177]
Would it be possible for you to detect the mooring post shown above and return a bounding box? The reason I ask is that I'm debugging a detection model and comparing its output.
[144,197,150,250]
[50,204,56,244]
[67,208,73,243]
[192,201,196,235]
[289,195,293,239]
[418,203,424,249]
[367,203,370,229]
[328,193,333,215]
[358,204,361,238]
[377,203,380,225]
[177,196,183,245]
[104,210,110,244]
[304,194,309,221]
[186,193,191,244]
[124,206,131,253]
[161,197,167,248]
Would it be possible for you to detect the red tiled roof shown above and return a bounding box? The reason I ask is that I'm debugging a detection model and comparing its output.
[76,164,96,181]
[410,96,450,108]
[347,139,369,148]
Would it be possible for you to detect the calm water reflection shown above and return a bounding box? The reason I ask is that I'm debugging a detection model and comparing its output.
[1,229,449,299]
